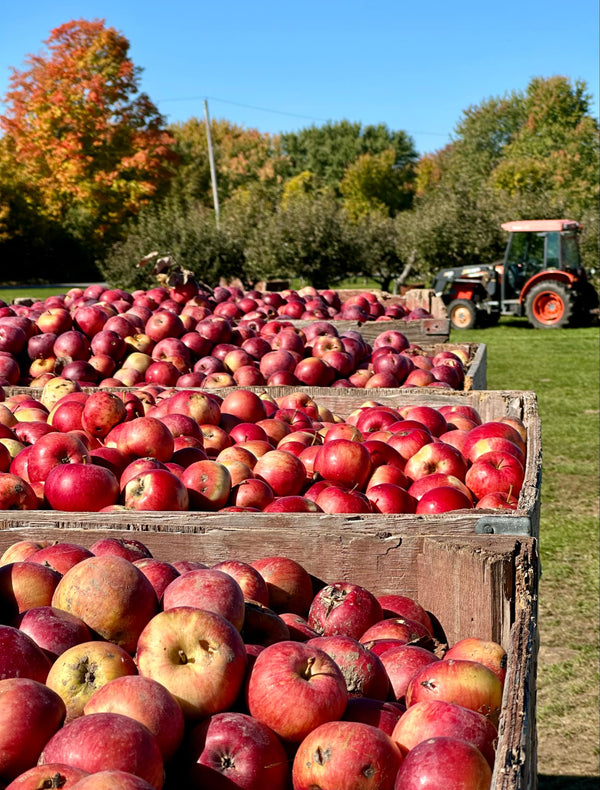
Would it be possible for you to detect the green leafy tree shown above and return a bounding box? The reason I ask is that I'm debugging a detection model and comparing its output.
[280,120,417,189]
[340,149,414,219]
[0,19,176,255]
[244,192,362,288]
[100,197,243,290]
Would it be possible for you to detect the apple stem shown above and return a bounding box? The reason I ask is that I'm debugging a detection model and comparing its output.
[302,655,316,679]
[178,649,188,664]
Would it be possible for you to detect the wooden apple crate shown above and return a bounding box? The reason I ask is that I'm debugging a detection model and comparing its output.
[0,524,539,790]
[0,388,540,538]
[288,288,451,343]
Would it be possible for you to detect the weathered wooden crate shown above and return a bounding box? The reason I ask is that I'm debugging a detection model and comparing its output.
[0,526,539,790]
[0,388,540,537]
[288,288,451,343]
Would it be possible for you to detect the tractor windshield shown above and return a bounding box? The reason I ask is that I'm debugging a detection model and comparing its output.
[504,231,546,294]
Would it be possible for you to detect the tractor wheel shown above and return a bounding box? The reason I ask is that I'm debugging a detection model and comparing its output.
[448,299,478,330]
[525,281,574,329]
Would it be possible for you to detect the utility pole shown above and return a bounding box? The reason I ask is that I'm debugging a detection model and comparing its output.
[204,99,220,228]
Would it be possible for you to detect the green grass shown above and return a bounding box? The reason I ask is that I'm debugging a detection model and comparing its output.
[0,286,72,303]
[455,317,600,782]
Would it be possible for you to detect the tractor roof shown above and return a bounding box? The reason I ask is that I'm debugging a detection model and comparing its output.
[501,219,579,233]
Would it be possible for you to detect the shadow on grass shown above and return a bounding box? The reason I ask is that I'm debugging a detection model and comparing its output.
[538,777,599,789]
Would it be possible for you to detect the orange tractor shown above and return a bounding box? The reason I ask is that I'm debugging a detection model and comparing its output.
[432,219,599,329]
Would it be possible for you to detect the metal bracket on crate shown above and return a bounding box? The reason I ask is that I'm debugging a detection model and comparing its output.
[475,515,532,536]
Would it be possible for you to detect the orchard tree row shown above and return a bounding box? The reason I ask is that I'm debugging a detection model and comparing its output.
[0,19,598,289]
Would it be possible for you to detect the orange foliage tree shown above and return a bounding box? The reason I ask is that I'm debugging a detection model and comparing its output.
[0,18,176,246]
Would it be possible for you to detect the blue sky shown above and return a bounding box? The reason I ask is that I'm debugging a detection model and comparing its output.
[1,0,598,156]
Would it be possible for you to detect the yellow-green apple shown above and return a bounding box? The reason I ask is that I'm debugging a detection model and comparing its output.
[136,606,247,721]
[45,639,137,721]
[38,712,164,789]
[246,640,347,742]
[163,568,245,631]
[0,678,66,784]
[182,711,289,789]
[308,582,383,640]
[39,377,81,412]
[292,720,402,790]
[83,675,185,761]
[52,555,158,653]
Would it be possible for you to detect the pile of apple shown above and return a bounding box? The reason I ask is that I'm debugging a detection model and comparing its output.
[0,534,504,789]
[0,381,526,514]
[0,283,454,391]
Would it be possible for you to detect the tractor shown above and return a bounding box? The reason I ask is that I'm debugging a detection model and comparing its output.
[432,219,599,330]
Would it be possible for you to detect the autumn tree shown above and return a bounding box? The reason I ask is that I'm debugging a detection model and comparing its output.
[168,118,287,208]
[0,19,176,257]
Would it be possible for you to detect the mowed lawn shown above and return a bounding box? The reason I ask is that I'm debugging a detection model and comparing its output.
[1,285,598,784]
[457,319,600,786]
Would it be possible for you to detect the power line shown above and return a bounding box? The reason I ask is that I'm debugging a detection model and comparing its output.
[157,93,449,137]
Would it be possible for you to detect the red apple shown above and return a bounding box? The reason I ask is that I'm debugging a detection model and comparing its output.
[465,450,525,501]
[163,568,245,631]
[0,562,62,622]
[246,640,347,742]
[15,606,93,661]
[405,659,503,725]
[415,485,474,514]
[250,556,314,616]
[394,735,492,789]
[443,637,507,685]
[38,712,164,789]
[123,468,189,511]
[0,625,52,682]
[341,697,406,736]
[182,710,289,789]
[307,634,390,699]
[0,678,66,783]
[292,720,402,790]
[44,463,119,511]
[308,582,383,640]
[136,606,247,721]
[26,432,90,484]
